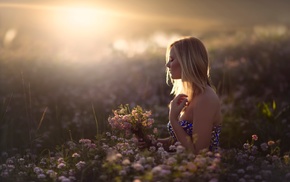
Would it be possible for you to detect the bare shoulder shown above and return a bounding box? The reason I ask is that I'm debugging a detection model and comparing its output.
[195,86,220,107]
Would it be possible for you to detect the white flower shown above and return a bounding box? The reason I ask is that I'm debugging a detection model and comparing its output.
[122,159,131,165]
[72,153,80,158]
[176,145,185,154]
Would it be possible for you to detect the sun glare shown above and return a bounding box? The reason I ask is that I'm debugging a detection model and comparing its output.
[53,6,112,36]
[61,7,103,29]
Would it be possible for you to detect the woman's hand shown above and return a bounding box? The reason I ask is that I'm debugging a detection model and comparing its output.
[169,94,188,121]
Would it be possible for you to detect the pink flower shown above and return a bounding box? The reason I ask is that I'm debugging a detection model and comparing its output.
[57,163,66,169]
[252,134,258,141]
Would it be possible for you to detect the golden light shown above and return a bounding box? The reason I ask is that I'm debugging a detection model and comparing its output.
[52,5,113,36]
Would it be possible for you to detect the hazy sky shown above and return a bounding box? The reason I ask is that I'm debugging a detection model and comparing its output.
[1,0,290,61]
[1,0,290,34]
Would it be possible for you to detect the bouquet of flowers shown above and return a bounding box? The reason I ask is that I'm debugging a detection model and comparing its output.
[108,104,155,146]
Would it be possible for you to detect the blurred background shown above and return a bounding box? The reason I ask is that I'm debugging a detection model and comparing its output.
[1,0,290,152]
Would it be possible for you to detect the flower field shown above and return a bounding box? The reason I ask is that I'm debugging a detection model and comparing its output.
[1,28,290,181]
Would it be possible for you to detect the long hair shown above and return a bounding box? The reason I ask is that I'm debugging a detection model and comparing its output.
[166,37,212,101]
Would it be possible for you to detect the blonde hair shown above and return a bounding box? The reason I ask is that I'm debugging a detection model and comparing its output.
[166,37,211,101]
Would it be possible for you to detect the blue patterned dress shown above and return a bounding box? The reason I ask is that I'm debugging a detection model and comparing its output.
[167,120,221,152]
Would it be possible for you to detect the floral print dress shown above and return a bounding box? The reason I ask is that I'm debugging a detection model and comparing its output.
[167,120,222,152]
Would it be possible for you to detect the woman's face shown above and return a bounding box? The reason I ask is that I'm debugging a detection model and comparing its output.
[166,47,181,79]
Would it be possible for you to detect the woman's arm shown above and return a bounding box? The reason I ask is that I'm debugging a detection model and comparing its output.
[191,93,219,153]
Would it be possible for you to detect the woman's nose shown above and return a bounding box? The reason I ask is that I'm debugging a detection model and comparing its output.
[166,62,170,68]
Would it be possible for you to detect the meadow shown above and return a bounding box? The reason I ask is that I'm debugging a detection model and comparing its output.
[0,28,290,181]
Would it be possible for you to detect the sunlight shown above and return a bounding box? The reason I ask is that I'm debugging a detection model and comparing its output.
[3,29,17,47]
[59,6,104,31]
[53,6,112,36]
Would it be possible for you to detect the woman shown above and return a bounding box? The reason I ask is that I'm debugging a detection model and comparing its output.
[142,37,222,154]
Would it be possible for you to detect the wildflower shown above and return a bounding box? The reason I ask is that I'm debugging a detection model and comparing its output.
[69,176,76,181]
[252,134,258,141]
[255,175,262,180]
[251,146,258,154]
[119,170,127,176]
[67,141,76,150]
[260,170,272,178]
[106,132,111,137]
[40,158,46,165]
[176,145,185,154]
[181,171,192,177]
[238,178,246,182]
[177,166,186,172]
[187,162,197,172]
[271,155,280,162]
[58,176,71,182]
[72,153,80,158]
[122,159,131,165]
[157,142,163,148]
[57,158,64,164]
[18,158,25,164]
[106,150,122,162]
[285,173,290,180]
[246,165,254,171]
[248,155,255,161]
[79,139,91,144]
[209,178,218,182]
[6,158,14,164]
[37,173,46,179]
[214,153,221,158]
[160,169,171,175]
[76,161,86,170]
[260,143,268,151]
[146,157,154,163]
[149,146,156,152]
[243,143,250,150]
[153,127,158,134]
[169,145,176,151]
[173,178,182,182]
[34,167,44,174]
[1,170,9,177]
[57,163,66,169]
[152,165,162,174]
[132,162,144,171]
[167,157,177,165]
[46,170,57,178]
[237,169,245,174]
[267,140,275,146]
[125,149,134,155]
